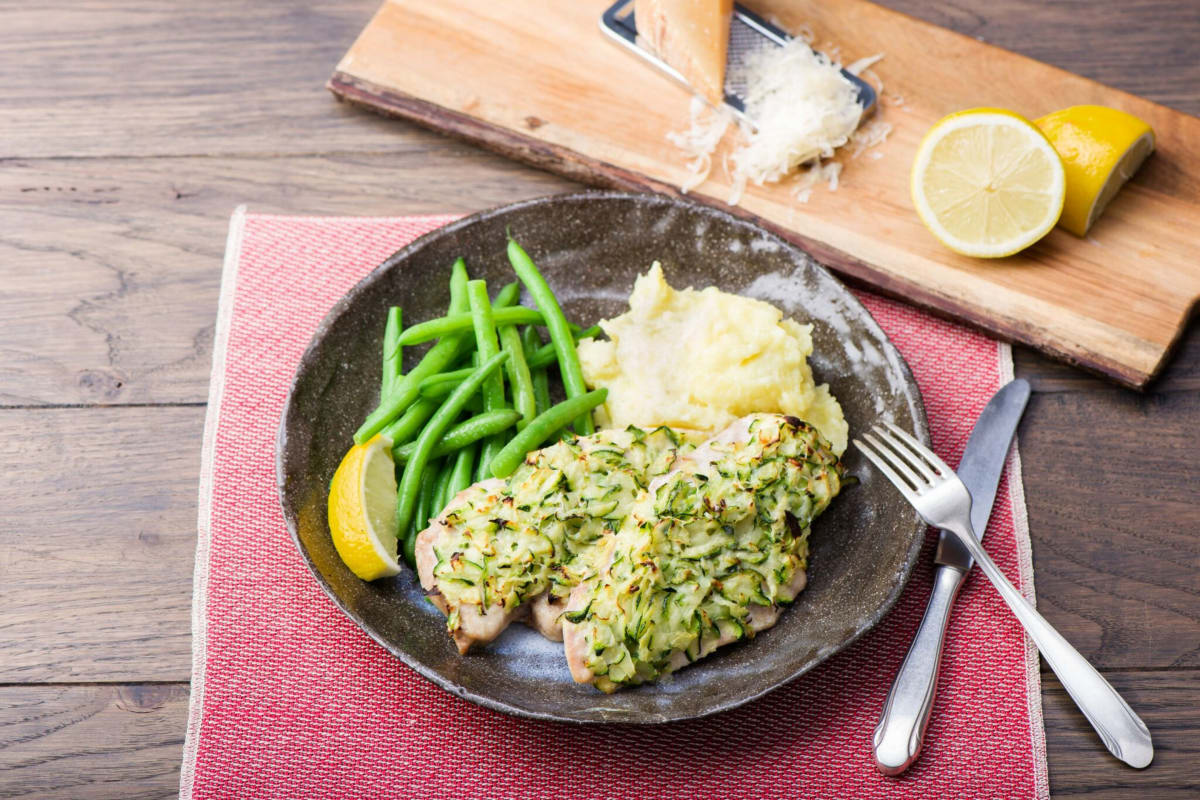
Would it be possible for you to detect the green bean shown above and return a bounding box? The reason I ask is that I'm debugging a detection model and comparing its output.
[446,442,477,500]
[468,280,511,473]
[464,352,483,414]
[506,238,593,435]
[381,307,403,398]
[418,460,440,525]
[417,367,476,399]
[467,281,506,408]
[520,324,543,351]
[394,350,509,538]
[473,446,490,483]
[417,313,544,401]
[488,389,607,478]
[576,324,601,342]
[523,327,553,415]
[393,409,522,463]
[532,368,551,415]
[380,397,439,446]
[403,463,441,565]
[432,458,456,520]
[397,307,547,346]
[355,259,471,444]
[525,324,601,369]
[448,258,469,306]
[492,280,519,309]
[498,323,536,430]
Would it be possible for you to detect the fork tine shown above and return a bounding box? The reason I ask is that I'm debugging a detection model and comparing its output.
[872,425,938,482]
[882,421,954,476]
[853,438,921,506]
[862,431,927,490]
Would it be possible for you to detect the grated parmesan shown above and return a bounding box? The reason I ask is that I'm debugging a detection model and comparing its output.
[666,28,888,205]
[666,96,732,192]
[791,162,842,204]
[725,38,865,203]
[844,53,884,77]
[849,118,893,159]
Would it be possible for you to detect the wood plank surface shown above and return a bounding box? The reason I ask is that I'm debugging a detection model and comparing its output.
[0,407,203,683]
[1014,334,1200,395]
[1018,390,1200,669]
[0,0,390,159]
[0,150,571,407]
[1039,670,1200,798]
[329,0,1200,388]
[3,390,1194,683]
[2,671,1196,799]
[1,0,1198,797]
[3,1,1198,160]
[1,154,1195,409]
[0,685,188,800]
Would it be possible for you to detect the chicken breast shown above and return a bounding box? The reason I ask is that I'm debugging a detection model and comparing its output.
[416,426,692,652]
[564,555,807,684]
[415,480,509,654]
[562,414,843,692]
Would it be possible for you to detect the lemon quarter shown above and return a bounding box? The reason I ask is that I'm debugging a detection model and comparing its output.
[911,108,1065,258]
[1035,105,1155,237]
[328,435,401,581]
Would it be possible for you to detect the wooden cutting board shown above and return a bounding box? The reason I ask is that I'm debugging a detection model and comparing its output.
[328,0,1200,389]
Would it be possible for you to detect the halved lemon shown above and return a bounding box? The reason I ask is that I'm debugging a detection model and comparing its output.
[1035,105,1155,237]
[911,108,1065,258]
[328,435,401,581]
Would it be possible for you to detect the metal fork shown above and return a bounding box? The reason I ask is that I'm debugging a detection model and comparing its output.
[855,422,1154,769]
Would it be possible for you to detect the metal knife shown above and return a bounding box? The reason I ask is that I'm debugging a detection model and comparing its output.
[873,378,1032,775]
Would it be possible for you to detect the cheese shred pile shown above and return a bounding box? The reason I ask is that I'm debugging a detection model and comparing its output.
[666,97,732,193]
[667,32,885,205]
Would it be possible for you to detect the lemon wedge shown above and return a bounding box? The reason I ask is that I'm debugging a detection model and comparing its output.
[911,108,1065,258]
[1035,105,1155,237]
[328,435,401,581]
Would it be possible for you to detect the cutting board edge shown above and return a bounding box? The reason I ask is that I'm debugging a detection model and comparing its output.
[327,70,1172,391]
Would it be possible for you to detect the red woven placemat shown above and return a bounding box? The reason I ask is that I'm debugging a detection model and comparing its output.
[181,208,1048,800]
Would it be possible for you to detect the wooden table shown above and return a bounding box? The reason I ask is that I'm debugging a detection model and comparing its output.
[1,2,1195,797]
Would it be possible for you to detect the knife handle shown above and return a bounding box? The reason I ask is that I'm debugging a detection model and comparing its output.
[873,564,966,775]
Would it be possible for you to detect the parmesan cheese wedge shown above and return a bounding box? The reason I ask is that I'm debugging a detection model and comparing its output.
[636,0,733,106]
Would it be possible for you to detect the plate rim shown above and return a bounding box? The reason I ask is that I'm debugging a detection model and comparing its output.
[275,189,929,723]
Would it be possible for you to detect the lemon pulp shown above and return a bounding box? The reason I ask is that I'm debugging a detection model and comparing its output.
[911,108,1065,258]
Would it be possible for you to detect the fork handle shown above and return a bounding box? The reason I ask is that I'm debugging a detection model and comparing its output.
[946,522,1154,769]
[873,564,965,774]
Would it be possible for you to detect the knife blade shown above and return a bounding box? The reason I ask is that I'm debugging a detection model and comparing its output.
[934,378,1032,570]
[873,378,1031,776]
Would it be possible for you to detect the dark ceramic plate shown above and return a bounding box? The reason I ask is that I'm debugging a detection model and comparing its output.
[277,191,928,723]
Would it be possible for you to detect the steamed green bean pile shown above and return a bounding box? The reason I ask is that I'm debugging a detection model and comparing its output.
[353,238,607,566]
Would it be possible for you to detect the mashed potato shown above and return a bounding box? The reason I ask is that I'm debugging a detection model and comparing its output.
[578,263,847,454]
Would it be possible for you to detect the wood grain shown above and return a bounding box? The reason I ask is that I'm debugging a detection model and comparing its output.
[880,0,1200,116]
[2,1,1197,160]
[2,0,1199,796]
[329,0,1200,388]
[1014,328,1200,394]
[0,0,394,159]
[2,672,1196,799]
[1040,670,1200,798]
[3,389,1195,685]
[0,408,202,683]
[0,151,1194,412]
[0,150,571,407]
[0,684,187,800]
[1017,390,1200,669]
